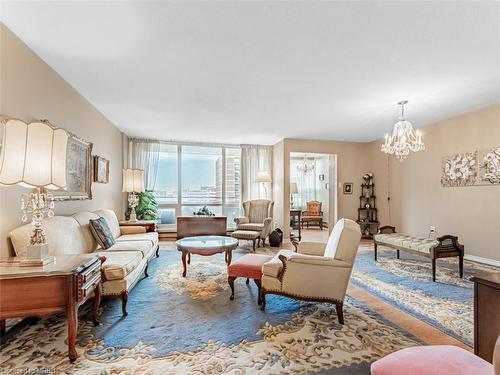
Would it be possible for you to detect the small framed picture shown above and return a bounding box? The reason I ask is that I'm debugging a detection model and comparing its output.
[343,182,353,194]
[93,155,109,183]
[319,174,325,181]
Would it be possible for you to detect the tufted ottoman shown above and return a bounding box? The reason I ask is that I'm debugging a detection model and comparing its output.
[228,254,273,305]
[231,230,260,251]
[371,345,494,375]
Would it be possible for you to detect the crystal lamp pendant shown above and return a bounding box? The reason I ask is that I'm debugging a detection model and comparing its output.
[381,100,425,161]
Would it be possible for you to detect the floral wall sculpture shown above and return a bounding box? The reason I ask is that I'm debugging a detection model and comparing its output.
[441,147,500,187]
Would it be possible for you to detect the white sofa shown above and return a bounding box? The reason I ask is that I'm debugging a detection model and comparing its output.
[260,218,361,324]
[9,209,159,316]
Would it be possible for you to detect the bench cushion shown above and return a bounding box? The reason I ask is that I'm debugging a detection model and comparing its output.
[231,230,260,240]
[375,233,438,253]
[228,254,273,279]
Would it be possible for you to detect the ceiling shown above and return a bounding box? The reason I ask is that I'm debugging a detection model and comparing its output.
[2,1,500,145]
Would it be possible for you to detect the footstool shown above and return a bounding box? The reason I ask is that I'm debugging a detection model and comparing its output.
[231,230,260,251]
[371,345,495,375]
[228,254,272,305]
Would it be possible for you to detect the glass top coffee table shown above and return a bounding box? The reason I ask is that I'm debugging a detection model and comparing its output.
[175,235,239,277]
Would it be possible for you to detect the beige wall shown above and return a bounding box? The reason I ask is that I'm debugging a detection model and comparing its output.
[369,103,500,262]
[0,24,124,256]
[274,138,371,239]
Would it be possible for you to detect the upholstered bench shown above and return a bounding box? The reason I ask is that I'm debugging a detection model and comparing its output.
[231,230,260,251]
[374,226,464,282]
[228,254,273,305]
[371,345,495,375]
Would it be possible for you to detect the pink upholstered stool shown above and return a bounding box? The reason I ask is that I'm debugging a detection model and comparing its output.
[371,345,494,375]
[228,254,272,305]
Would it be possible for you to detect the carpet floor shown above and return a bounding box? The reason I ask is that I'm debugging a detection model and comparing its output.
[352,243,499,346]
[0,244,423,375]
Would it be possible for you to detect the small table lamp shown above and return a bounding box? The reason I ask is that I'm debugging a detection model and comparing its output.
[0,119,68,265]
[122,169,145,222]
[290,182,298,208]
[256,171,272,198]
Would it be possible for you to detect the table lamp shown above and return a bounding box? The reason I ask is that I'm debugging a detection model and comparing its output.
[256,171,272,198]
[290,182,298,208]
[122,169,145,222]
[0,119,68,265]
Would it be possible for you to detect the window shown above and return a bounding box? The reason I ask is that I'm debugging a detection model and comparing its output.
[154,144,178,204]
[181,146,222,205]
[153,143,241,230]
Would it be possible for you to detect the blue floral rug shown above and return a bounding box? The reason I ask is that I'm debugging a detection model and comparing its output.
[0,244,421,374]
[352,243,499,346]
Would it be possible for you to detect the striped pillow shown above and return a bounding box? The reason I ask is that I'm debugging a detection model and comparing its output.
[89,217,116,249]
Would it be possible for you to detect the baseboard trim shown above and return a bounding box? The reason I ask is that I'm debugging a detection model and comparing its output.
[464,255,500,268]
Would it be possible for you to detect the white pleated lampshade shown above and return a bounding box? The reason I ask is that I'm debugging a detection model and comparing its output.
[290,182,298,194]
[0,119,68,189]
[256,171,272,183]
[122,169,145,193]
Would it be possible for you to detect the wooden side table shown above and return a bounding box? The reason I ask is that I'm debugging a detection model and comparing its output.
[119,220,158,232]
[0,255,102,362]
[471,272,500,363]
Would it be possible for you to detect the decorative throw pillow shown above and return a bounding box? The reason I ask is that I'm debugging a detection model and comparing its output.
[89,217,116,249]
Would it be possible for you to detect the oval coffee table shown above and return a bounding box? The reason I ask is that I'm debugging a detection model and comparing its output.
[175,235,238,277]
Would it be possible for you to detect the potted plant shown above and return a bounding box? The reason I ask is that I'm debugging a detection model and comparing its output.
[125,190,159,220]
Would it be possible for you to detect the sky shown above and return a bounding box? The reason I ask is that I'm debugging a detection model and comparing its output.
[156,155,218,190]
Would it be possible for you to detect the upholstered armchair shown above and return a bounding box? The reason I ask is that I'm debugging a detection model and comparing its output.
[260,218,361,324]
[301,200,324,229]
[234,200,274,245]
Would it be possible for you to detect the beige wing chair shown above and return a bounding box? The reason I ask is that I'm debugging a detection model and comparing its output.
[234,200,274,245]
[260,218,361,324]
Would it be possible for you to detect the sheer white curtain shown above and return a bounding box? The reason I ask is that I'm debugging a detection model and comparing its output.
[290,159,316,209]
[241,145,273,201]
[128,138,161,191]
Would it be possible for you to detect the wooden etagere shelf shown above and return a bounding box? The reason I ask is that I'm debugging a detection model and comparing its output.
[357,178,379,239]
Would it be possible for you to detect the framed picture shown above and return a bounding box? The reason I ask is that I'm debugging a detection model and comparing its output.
[52,132,93,201]
[343,182,353,194]
[319,174,325,181]
[94,155,109,183]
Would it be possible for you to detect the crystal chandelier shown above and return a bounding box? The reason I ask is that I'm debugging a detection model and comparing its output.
[297,154,315,173]
[381,101,425,161]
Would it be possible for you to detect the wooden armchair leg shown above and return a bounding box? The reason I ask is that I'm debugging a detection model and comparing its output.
[144,262,149,277]
[432,258,437,282]
[260,290,266,311]
[459,255,464,278]
[156,246,160,257]
[121,291,128,316]
[228,276,236,300]
[335,302,344,325]
[396,249,400,259]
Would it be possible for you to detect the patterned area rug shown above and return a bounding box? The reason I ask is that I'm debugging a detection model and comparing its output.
[0,244,421,374]
[352,243,500,346]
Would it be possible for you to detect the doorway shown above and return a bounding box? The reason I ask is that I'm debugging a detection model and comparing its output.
[289,152,336,243]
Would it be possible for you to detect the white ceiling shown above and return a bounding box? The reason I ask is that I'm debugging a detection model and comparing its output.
[2,1,500,145]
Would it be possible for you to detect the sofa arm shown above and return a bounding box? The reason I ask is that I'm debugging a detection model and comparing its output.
[234,217,249,226]
[120,226,146,235]
[280,253,351,268]
[297,241,326,256]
